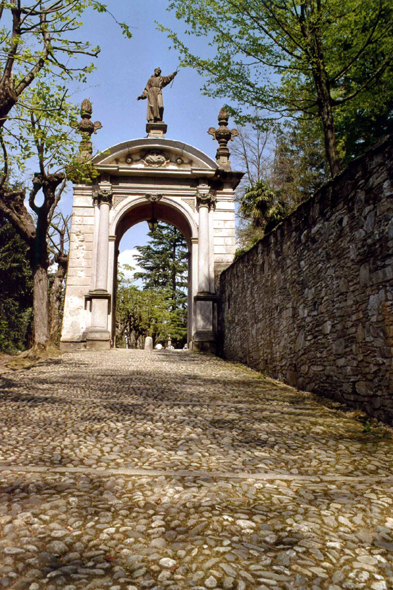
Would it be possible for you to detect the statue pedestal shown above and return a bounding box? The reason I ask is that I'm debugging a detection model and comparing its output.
[146,122,167,138]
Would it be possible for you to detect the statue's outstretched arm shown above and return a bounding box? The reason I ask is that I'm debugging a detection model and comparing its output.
[160,71,178,88]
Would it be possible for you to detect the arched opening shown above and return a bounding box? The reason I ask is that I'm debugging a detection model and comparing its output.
[111,199,195,348]
[60,136,239,352]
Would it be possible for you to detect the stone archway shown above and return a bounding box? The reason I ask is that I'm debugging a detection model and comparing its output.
[111,197,197,346]
[60,135,242,351]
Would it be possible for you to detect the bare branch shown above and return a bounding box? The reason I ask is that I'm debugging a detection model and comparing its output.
[28,179,41,214]
[48,176,67,224]
[14,11,51,96]
[30,112,45,175]
[1,1,21,86]
[0,187,35,244]
[226,0,305,60]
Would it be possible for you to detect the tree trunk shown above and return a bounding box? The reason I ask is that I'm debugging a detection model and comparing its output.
[49,261,67,343]
[299,3,341,178]
[32,264,49,348]
[316,79,341,178]
[130,329,136,348]
[0,84,18,129]
[30,209,50,349]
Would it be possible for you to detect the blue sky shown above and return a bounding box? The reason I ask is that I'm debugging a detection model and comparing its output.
[65,0,230,271]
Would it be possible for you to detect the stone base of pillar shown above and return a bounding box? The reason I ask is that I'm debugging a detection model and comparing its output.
[85,329,111,350]
[191,330,216,354]
[193,293,217,353]
[84,291,111,349]
[60,340,87,352]
[146,121,167,138]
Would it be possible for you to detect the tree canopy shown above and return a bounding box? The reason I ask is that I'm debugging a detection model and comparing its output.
[0,1,131,130]
[0,215,32,352]
[161,0,393,176]
[0,1,131,348]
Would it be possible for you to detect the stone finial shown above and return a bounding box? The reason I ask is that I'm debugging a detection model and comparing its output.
[208,107,238,171]
[208,108,239,170]
[77,99,102,161]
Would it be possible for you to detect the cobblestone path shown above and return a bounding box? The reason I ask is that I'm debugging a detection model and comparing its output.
[1,350,393,590]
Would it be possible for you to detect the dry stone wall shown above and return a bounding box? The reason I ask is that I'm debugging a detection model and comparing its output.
[219,136,393,423]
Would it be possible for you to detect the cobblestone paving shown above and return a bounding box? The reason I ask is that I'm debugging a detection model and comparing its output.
[1,350,393,590]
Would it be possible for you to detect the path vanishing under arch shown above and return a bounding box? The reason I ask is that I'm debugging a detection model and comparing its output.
[1,350,393,589]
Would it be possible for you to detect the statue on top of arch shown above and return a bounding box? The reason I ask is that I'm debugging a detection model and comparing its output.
[137,67,178,122]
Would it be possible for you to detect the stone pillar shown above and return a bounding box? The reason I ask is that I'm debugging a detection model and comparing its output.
[85,182,113,349]
[187,251,192,346]
[196,184,216,295]
[191,238,198,342]
[108,236,117,343]
[96,199,110,290]
[198,202,210,294]
[192,184,217,352]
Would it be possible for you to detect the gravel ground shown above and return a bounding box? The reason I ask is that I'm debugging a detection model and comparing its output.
[0,349,393,590]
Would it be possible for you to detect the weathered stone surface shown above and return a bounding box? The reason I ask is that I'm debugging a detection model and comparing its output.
[219,135,393,424]
[1,349,393,590]
[61,137,239,350]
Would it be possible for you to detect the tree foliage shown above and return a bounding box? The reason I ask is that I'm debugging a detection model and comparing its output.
[0,215,32,352]
[240,180,288,230]
[232,119,327,250]
[0,0,131,131]
[161,0,393,176]
[0,83,80,347]
[116,223,189,348]
[116,274,187,349]
[272,119,329,205]
[0,1,131,348]
[135,222,188,312]
[116,272,172,349]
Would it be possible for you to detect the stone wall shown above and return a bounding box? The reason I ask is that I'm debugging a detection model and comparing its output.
[219,136,393,424]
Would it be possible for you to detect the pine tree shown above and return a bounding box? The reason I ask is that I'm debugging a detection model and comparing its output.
[126,222,189,347]
[135,223,188,310]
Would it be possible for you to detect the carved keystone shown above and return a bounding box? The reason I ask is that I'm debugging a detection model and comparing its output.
[145,193,163,203]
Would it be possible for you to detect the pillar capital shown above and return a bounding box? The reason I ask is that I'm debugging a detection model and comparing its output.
[93,183,113,206]
[195,183,216,211]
